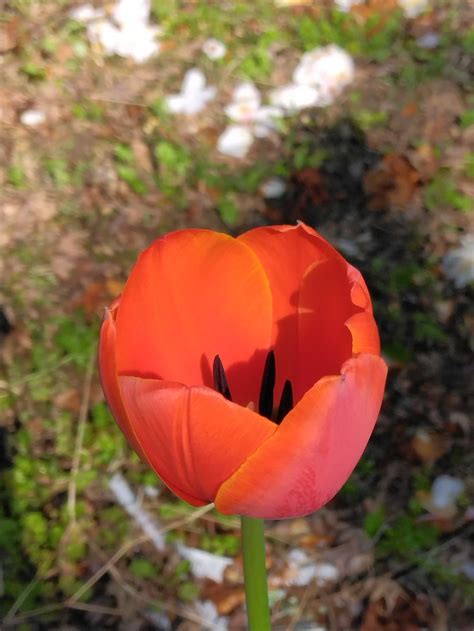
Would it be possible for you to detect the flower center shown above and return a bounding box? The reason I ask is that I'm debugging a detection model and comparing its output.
[213,352,293,424]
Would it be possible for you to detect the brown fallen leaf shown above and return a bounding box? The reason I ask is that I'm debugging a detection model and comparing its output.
[54,388,81,413]
[202,582,245,615]
[364,154,421,209]
[410,428,449,465]
[0,17,20,53]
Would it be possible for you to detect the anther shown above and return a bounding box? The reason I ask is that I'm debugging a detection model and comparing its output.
[213,355,232,401]
[258,350,275,419]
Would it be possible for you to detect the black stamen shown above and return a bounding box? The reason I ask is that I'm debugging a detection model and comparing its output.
[213,355,232,401]
[276,379,293,424]
[258,350,275,419]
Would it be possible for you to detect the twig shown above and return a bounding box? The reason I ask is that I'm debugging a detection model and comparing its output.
[66,601,125,616]
[67,353,95,522]
[66,504,213,604]
[3,576,40,623]
[66,533,150,604]
[286,583,317,631]
[2,603,63,627]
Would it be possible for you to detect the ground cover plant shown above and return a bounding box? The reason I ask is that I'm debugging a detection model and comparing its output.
[0,0,473,628]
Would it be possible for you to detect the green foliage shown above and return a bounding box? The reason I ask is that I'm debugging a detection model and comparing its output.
[113,143,148,194]
[353,110,389,131]
[465,152,474,179]
[130,557,158,579]
[20,61,46,80]
[364,506,386,538]
[378,516,440,558]
[117,164,148,194]
[460,109,474,129]
[461,29,474,54]
[425,171,473,213]
[239,29,284,80]
[44,157,72,188]
[72,101,104,122]
[295,9,403,61]
[54,312,98,368]
[217,195,239,226]
[43,156,88,189]
[413,313,447,345]
[6,165,28,188]
[153,0,275,41]
[201,532,240,556]
[155,140,192,180]
[178,581,200,601]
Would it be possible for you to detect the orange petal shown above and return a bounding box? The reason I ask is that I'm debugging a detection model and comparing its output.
[345,312,380,355]
[240,224,361,402]
[98,302,144,458]
[215,354,387,519]
[347,264,373,312]
[294,257,358,401]
[119,376,276,504]
[116,230,273,407]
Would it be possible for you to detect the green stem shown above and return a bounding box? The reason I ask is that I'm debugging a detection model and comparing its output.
[241,516,271,630]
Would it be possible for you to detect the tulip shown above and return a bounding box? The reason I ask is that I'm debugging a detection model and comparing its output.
[99,223,387,520]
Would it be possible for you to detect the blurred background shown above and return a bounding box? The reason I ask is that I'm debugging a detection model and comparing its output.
[0,0,473,629]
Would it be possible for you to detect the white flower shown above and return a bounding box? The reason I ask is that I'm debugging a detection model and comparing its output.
[113,0,151,29]
[442,235,474,288]
[270,83,321,111]
[430,475,465,512]
[194,601,228,631]
[416,32,440,49]
[69,4,105,21]
[269,45,354,113]
[20,109,46,126]
[217,125,254,158]
[80,0,160,63]
[260,177,287,198]
[165,68,217,115]
[176,544,232,582]
[334,0,363,12]
[292,44,354,105]
[202,38,227,60]
[224,82,282,135]
[398,0,430,18]
[285,549,339,587]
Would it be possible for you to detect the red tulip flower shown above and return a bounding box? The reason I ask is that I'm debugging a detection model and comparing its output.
[99,223,387,519]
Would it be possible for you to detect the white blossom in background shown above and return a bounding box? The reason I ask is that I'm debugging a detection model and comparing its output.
[108,473,234,584]
[442,234,474,288]
[165,68,217,115]
[334,0,363,12]
[219,82,282,157]
[398,0,430,18]
[176,543,233,582]
[270,44,354,113]
[69,3,104,21]
[260,177,287,198]
[202,37,227,60]
[72,0,160,63]
[20,109,46,126]
[108,473,166,550]
[194,601,228,631]
[430,475,465,512]
[416,32,440,49]
[225,82,282,132]
[270,83,321,112]
[292,44,355,105]
[217,124,254,158]
[283,549,339,587]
